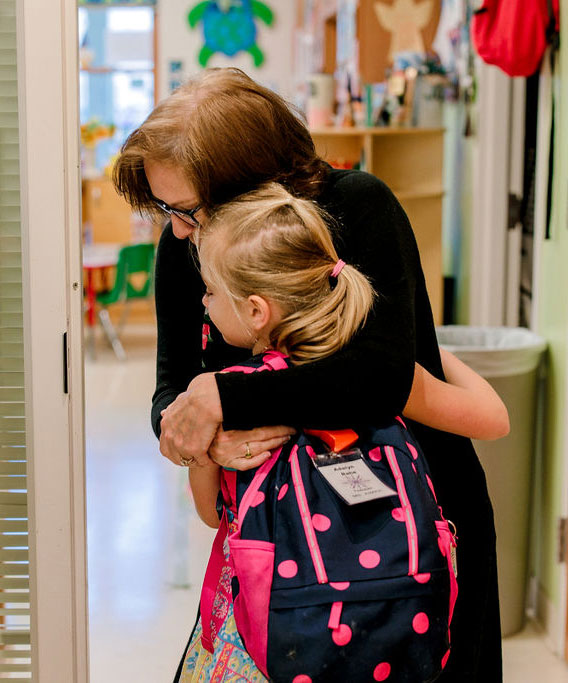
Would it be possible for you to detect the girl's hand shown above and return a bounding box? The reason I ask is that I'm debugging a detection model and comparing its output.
[209,425,295,471]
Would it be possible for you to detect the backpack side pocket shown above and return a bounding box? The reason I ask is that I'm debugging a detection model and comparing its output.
[228,535,275,678]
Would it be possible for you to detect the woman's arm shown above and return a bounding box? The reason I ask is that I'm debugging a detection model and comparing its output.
[403,349,510,440]
[152,225,206,437]
[215,172,419,431]
[189,461,222,528]
[156,172,434,465]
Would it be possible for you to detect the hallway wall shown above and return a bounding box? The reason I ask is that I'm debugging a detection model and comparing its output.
[533,10,568,650]
[156,0,296,101]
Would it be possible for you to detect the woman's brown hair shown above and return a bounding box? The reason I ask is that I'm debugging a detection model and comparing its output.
[113,68,328,213]
[198,184,375,365]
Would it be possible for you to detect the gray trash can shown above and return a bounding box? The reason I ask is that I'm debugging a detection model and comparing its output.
[436,326,547,637]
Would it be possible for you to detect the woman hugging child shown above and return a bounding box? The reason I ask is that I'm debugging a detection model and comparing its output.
[177,183,508,683]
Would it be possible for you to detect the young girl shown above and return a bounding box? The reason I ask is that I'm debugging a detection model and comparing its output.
[176,183,508,682]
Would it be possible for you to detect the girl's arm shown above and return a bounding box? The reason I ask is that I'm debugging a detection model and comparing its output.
[189,463,222,528]
[403,349,510,441]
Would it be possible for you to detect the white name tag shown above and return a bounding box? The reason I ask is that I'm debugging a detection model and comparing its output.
[311,448,397,506]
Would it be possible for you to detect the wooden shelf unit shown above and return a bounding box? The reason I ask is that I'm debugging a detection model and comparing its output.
[81,176,159,324]
[82,176,133,244]
[310,127,445,323]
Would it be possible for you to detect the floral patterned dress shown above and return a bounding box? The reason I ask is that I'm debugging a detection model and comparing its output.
[178,491,267,683]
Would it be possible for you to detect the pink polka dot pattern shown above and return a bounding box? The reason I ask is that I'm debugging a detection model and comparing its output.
[441,650,451,669]
[277,483,289,501]
[412,612,429,634]
[312,514,331,532]
[412,463,417,474]
[331,623,352,646]
[278,560,298,579]
[406,441,419,460]
[359,549,381,569]
[413,572,431,584]
[391,507,405,522]
[368,446,382,461]
[292,676,312,683]
[373,662,391,681]
[251,491,265,507]
[329,581,350,591]
[305,445,316,459]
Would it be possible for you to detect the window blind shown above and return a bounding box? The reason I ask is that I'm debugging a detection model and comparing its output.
[0,0,31,679]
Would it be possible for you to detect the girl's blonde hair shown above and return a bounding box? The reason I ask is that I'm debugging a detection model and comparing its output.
[198,184,375,365]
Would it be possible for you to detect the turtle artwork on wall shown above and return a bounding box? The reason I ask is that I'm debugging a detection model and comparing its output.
[188,0,274,68]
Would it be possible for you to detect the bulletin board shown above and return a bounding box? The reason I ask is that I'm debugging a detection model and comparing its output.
[358,0,441,83]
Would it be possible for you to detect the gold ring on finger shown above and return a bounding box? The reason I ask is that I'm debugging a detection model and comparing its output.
[244,442,253,459]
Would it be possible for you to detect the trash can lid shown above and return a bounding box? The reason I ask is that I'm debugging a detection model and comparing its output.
[436,326,547,377]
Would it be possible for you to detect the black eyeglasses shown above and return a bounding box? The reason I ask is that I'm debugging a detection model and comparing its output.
[152,198,202,227]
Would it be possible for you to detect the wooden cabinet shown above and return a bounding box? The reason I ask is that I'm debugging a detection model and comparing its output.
[81,176,158,325]
[310,127,444,323]
[81,176,133,244]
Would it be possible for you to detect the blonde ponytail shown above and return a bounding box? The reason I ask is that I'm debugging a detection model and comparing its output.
[198,183,375,365]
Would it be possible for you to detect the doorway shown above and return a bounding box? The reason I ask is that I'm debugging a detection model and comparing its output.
[76,3,206,681]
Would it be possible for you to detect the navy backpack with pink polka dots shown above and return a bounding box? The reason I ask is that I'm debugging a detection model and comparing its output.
[202,352,458,682]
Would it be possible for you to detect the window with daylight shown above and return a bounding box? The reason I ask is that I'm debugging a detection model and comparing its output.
[78,3,156,176]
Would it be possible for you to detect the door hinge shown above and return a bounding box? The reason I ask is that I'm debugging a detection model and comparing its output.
[508,193,523,230]
[558,517,568,563]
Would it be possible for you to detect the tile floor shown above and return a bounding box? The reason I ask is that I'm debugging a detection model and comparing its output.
[85,326,568,682]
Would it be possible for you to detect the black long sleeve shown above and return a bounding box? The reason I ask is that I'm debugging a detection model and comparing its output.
[152,169,436,434]
[215,170,422,429]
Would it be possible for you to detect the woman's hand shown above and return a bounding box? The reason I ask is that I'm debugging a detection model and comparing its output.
[159,372,223,468]
[209,425,295,471]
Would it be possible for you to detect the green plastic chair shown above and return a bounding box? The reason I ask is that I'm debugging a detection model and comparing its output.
[96,242,155,360]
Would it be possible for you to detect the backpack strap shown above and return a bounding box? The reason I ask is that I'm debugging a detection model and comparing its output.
[199,508,229,653]
[289,444,328,583]
[237,446,283,531]
[259,350,290,371]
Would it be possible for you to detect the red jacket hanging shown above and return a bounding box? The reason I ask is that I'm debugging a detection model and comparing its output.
[471,0,560,77]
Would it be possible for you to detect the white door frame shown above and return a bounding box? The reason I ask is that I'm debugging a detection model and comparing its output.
[505,77,526,328]
[469,60,511,326]
[17,1,88,680]
[469,62,528,328]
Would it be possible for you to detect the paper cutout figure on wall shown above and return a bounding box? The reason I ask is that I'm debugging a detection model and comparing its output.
[374,0,434,60]
[188,0,274,68]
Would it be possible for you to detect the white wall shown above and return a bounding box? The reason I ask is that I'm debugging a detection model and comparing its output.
[156,0,296,102]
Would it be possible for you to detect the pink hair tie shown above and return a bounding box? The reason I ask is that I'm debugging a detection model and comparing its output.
[329,259,346,290]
